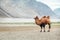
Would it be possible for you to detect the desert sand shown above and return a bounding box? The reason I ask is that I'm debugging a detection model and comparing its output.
[0,25,60,40]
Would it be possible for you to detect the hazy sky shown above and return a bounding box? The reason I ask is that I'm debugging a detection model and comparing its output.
[0,0,60,11]
[36,0,60,10]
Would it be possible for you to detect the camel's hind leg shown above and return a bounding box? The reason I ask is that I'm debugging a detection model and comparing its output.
[48,23,51,32]
[43,24,46,32]
[43,26,45,32]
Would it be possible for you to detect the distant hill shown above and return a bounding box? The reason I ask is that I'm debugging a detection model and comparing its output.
[54,8,60,18]
[0,8,13,18]
[0,8,8,18]
[0,0,58,18]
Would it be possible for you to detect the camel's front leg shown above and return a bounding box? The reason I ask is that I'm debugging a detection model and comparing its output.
[40,25,42,32]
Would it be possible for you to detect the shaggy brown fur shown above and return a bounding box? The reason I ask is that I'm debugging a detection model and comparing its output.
[34,16,51,32]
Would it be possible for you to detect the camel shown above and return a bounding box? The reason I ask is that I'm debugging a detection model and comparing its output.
[34,16,51,32]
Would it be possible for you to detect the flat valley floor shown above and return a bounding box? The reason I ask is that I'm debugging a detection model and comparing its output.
[0,25,60,40]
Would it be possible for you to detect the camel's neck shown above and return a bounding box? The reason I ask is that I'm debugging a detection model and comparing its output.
[35,18,41,25]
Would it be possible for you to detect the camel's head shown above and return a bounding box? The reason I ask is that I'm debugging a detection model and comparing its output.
[34,16,39,19]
